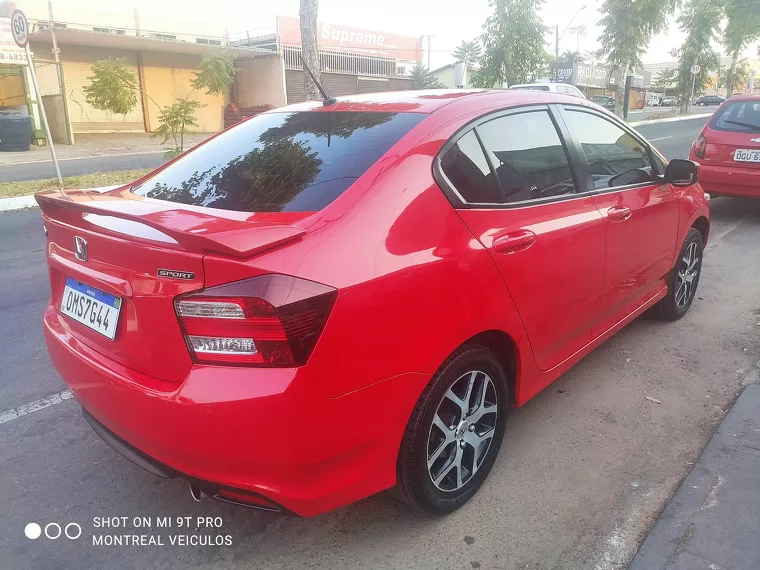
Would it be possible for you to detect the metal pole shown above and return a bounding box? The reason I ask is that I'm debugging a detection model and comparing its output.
[25,43,63,187]
[689,72,696,112]
[427,35,431,69]
[47,0,64,95]
[555,25,559,82]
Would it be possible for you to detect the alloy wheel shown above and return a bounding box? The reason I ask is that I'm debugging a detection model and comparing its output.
[426,370,498,492]
[675,242,700,309]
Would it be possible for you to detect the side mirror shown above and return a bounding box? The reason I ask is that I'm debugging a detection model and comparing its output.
[664,159,699,187]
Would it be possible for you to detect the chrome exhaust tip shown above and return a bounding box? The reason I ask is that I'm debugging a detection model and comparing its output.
[190,483,204,502]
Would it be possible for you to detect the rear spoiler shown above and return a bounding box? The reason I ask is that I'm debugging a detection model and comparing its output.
[35,190,306,259]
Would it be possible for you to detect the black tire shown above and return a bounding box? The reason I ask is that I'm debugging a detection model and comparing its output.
[392,345,508,515]
[656,228,703,321]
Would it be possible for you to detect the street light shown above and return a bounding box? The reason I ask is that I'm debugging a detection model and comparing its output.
[554,6,586,82]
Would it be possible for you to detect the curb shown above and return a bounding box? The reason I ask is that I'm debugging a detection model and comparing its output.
[0,185,122,213]
[628,112,713,127]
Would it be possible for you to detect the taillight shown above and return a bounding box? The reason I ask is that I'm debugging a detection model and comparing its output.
[175,274,337,367]
[693,134,707,159]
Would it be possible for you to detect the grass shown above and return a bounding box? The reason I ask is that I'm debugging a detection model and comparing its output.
[0,168,152,199]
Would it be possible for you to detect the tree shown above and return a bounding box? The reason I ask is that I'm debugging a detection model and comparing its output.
[723,0,760,98]
[721,58,752,93]
[83,59,139,119]
[300,0,321,100]
[598,0,678,115]
[452,39,482,66]
[83,54,234,157]
[652,68,678,92]
[472,0,550,88]
[671,0,722,112]
[558,50,584,66]
[410,63,446,89]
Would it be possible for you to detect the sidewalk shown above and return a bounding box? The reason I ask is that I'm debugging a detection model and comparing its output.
[0,132,213,165]
[628,380,760,570]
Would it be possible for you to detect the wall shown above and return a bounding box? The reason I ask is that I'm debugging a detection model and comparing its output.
[140,51,225,133]
[0,73,25,107]
[234,55,286,109]
[41,94,68,144]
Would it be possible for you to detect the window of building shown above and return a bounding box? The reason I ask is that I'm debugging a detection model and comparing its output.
[196,38,222,46]
[563,110,654,189]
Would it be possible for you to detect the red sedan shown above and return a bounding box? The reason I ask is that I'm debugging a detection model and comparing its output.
[690,94,760,198]
[37,89,709,517]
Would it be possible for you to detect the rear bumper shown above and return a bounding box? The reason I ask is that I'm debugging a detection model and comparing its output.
[43,305,427,517]
[696,162,760,197]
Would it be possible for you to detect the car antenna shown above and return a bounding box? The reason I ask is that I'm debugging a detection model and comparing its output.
[299,53,337,107]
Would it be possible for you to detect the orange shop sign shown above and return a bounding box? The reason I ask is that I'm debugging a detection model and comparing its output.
[277,16,421,62]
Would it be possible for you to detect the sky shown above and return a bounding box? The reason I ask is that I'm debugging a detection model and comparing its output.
[30,0,758,70]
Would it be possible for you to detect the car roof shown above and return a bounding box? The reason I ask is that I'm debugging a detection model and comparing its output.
[266,88,600,115]
[724,94,760,102]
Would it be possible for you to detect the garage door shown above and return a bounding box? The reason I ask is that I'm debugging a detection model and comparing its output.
[285,70,359,104]
[63,47,145,133]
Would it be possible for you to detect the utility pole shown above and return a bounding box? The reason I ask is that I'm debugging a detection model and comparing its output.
[47,0,64,97]
[554,25,559,82]
[427,35,431,69]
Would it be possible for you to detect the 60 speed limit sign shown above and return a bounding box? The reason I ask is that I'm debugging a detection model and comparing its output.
[11,9,29,48]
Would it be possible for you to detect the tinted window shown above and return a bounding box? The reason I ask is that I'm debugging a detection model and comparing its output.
[132,111,424,212]
[439,131,501,203]
[563,110,653,190]
[476,111,576,203]
[711,100,760,133]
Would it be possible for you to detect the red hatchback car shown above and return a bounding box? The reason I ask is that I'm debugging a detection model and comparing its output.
[690,94,760,197]
[38,90,709,517]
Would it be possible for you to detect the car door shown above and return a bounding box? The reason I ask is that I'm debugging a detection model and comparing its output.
[435,105,605,371]
[559,106,679,337]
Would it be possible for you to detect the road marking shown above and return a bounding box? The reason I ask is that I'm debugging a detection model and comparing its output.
[0,389,73,425]
[648,136,672,141]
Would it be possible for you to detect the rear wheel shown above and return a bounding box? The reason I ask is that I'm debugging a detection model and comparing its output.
[656,228,703,320]
[393,346,508,515]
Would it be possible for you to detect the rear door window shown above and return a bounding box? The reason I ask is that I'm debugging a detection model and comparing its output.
[132,111,424,212]
[439,131,501,203]
[711,100,760,133]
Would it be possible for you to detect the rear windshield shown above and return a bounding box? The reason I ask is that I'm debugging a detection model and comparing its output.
[132,111,424,212]
[511,85,550,91]
[711,100,760,133]
[592,96,611,103]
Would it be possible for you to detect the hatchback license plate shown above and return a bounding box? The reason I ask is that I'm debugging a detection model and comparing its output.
[734,149,760,163]
[60,278,122,340]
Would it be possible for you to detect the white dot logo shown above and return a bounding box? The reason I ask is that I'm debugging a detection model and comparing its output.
[65,523,82,540]
[44,523,62,539]
[24,523,42,540]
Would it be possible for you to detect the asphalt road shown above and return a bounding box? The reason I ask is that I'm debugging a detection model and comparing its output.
[0,153,166,183]
[3,114,760,570]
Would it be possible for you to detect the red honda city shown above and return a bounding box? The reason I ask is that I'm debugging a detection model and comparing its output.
[38,90,709,517]
[690,94,760,197]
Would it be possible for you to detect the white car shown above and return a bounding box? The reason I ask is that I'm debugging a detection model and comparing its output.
[509,83,586,99]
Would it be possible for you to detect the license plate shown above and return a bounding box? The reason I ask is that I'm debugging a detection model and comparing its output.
[734,149,760,163]
[60,278,122,340]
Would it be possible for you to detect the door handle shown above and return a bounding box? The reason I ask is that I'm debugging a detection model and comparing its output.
[607,206,632,222]
[493,230,536,254]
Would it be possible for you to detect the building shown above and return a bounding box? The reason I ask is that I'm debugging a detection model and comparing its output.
[237,16,419,104]
[431,62,477,89]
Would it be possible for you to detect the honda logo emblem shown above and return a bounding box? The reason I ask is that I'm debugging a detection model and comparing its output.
[73,236,88,262]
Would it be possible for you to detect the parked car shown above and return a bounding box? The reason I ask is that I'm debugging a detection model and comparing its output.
[37,89,709,517]
[591,94,615,111]
[695,95,725,107]
[510,82,586,98]
[661,96,677,106]
[690,94,760,198]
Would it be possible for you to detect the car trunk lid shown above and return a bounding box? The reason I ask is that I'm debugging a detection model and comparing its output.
[37,189,308,383]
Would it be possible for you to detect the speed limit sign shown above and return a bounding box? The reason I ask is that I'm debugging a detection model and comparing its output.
[11,9,29,48]
[690,64,701,75]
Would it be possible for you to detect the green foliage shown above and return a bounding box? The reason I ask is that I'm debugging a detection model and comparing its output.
[82,58,139,117]
[671,0,723,109]
[652,68,678,90]
[558,50,584,66]
[598,0,678,71]
[472,0,549,88]
[410,63,446,89]
[192,54,236,96]
[153,99,204,158]
[452,40,483,66]
[721,59,752,92]
[723,0,760,96]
